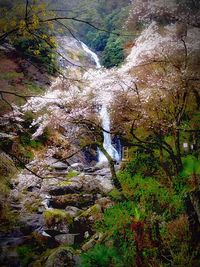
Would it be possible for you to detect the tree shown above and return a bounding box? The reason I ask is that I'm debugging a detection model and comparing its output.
[110,20,200,176]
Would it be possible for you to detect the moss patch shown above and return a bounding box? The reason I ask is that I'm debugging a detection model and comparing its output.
[66,170,79,179]
[79,204,102,220]
[59,180,73,187]
[43,209,73,227]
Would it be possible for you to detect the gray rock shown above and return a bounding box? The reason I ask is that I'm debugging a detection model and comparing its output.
[16,173,42,190]
[51,162,69,170]
[55,234,75,245]
[49,194,95,209]
[65,206,82,217]
[48,181,82,196]
[45,246,76,267]
[95,175,114,194]
[70,163,84,172]
[80,175,114,194]
[81,233,103,251]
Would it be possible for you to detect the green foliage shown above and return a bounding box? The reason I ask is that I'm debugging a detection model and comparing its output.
[125,151,160,176]
[83,202,139,266]
[173,155,200,194]
[17,245,35,267]
[81,244,121,267]
[0,71,23,80]
[66,170,79,178]
[96,201,144,235]
[14,36,58,74]
[101,36,125,68]
[181,155,200,177]
[108,188,124,201]
[86,32,109,52]
[118,172,184,219]
[20,132,42,149]
[59,0,131,68]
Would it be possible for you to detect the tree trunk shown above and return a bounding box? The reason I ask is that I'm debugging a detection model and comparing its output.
[174,129,183,172]
[99,145,122,190]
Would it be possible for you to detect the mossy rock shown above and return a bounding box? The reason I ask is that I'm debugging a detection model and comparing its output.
[58,181,73,187]
[49,194,94,209]
[32,246,80,267]
[78,204,102,221]
[24,196,42,213]
[43,209,73,228]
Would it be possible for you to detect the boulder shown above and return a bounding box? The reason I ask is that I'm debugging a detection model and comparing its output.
[65,206,82,217]
[20,214,44,233]
[49,194,95,209]
[80,175,114,194]
[81,233,104,251]
[16,173,42,191]
[69,163,84,172]
[54,234,76,245]
[95,175,114,194]
[77,204,102,222]
[48,184,82,196]
[45,247,79,267]
[95,197,114,211]
[43,209,72,233]
[51,162,69,170]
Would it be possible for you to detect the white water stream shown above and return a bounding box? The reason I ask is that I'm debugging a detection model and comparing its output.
[80,42,101,68]
[98,104,120,163]
[81,42,120,163]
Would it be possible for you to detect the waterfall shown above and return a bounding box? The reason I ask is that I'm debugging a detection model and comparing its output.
[98,104,120,163]
[80,42,101,68]
[81,41,120,163]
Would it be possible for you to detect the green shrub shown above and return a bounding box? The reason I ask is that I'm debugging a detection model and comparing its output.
[181,155,200,177]
[125,152,160,177]
[17,245,35,267]
[66,170,79,178]
[86,31,109,52]
[14,36,58,74]
[96,201,144,235]
[81,244,121,267]
[118,172,184,219]
[101,36,124,68]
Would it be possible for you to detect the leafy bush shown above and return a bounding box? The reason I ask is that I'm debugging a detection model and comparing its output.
[181,155,200,177]
[81,244,121,267]
[125,152,160,177]
[86,31,109,52]
[17,245,35,267]
[118,172,184,219]
[14,36,58,74]
[101,36,125,68]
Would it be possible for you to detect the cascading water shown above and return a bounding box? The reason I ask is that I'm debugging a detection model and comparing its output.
[98,104,120,163]
[80,42,101,68]
[81,41,120,163]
